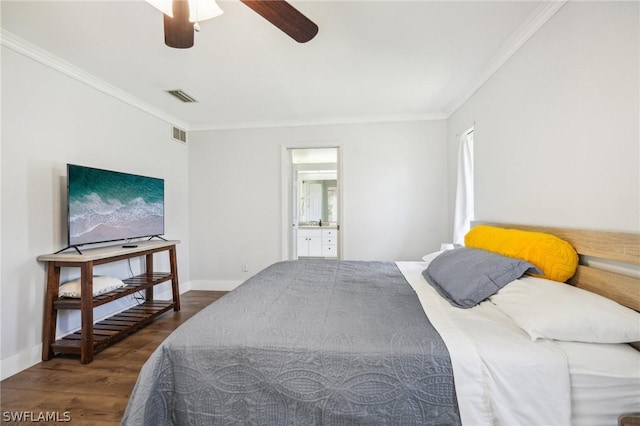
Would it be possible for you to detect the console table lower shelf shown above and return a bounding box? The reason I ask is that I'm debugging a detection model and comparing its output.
[51,300,174,356]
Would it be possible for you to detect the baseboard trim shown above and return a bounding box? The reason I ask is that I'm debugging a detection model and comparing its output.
[0,344,42,381]
[189,280,243,291]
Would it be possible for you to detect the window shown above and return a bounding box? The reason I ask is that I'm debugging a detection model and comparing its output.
[453,127,474,245]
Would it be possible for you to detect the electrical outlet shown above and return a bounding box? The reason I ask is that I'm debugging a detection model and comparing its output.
[241,262,249,272]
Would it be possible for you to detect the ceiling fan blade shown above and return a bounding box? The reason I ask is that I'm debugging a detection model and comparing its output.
[164,0,194,48]
[240,0,318,43]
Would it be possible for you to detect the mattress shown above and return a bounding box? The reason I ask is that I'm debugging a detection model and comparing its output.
[554,340,640,425]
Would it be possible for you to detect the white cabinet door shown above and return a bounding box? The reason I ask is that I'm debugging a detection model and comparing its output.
[297,236,309,257]
[308,236,322,256]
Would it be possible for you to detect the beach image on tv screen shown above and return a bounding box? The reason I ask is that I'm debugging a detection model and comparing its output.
[68,165,164,246]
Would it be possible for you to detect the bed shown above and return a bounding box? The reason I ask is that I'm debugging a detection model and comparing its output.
[122,224,640,425]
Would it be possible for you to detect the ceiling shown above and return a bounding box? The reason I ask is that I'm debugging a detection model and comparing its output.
[1,0,558,130]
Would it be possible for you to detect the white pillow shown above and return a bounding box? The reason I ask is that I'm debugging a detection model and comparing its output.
[59,276,126,298]
[490,276,640,343]
[422,251,444,263]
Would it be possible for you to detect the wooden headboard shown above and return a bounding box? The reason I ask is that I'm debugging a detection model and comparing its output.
[475,223,640,311]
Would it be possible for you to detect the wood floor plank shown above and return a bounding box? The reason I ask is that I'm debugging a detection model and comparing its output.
[0,290,226,425]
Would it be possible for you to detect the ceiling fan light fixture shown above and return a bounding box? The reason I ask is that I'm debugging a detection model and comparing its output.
[146,0,223,22]
[146,0,318,48]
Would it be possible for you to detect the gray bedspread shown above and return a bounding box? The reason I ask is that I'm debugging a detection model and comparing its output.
[122,260,460,425]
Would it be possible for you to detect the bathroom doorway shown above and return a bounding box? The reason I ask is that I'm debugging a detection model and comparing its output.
[282,146,341,260]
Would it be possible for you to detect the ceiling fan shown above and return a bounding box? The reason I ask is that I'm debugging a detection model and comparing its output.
[146,0,319,49]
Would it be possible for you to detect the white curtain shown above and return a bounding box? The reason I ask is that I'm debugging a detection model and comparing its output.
[453,129,474,245]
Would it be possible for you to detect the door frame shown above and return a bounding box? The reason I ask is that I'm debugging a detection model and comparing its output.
[281,141,343,261]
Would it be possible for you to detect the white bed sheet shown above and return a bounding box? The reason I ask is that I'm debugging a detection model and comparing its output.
[554,340,640,425]
[397,261,572,426]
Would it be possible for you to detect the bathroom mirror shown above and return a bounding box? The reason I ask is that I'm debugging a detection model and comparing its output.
[299,177,337,224]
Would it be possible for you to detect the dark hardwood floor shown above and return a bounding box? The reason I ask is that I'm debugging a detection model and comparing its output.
[1,290,226,425]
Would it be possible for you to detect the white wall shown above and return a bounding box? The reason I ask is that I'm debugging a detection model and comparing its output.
[1,47,190,379]
[188,120,448,287]
[447,1,639,234]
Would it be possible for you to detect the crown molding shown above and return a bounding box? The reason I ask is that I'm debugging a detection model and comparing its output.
[444,0,567,118]
[0,29,190,130]
[189,112,448,132]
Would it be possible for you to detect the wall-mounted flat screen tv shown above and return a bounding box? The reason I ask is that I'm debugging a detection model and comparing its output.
[67,164,164,247]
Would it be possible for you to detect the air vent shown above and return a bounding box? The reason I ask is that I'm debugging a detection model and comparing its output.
[172,126,187,144]
[166,89,198,103]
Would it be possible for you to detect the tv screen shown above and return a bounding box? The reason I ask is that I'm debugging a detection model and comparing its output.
[67,164,164,247]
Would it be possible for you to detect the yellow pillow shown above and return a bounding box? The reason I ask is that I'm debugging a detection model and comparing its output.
[464,225,578,282]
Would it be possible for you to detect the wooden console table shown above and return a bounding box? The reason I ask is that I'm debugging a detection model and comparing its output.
[38,240,180,363]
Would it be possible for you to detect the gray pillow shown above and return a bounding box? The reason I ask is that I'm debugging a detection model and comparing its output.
[422,248,541,308]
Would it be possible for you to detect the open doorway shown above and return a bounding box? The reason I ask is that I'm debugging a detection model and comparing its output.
[282,146,341,260]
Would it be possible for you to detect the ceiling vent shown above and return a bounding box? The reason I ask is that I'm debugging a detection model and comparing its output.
[166,89,198,103]
[172,126,187,144]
